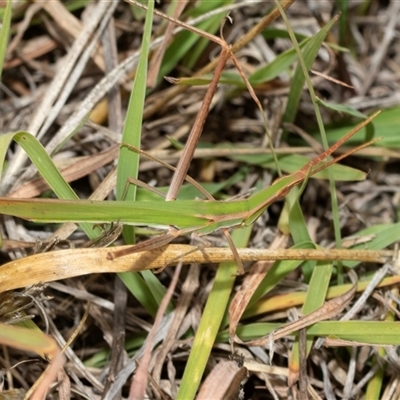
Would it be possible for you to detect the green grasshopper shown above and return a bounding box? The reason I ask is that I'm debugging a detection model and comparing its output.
[0,0,376,275]
[0,112,380,268]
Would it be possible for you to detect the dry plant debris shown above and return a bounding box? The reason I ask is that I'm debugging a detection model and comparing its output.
[1,1,400,399]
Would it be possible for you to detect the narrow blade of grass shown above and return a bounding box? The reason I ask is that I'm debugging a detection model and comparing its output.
[176,226,252,400]
[219,321,400,346]
[0,0,12,80]
[116,0,169,315]
[0,131,101,239]
[282,14,339,124]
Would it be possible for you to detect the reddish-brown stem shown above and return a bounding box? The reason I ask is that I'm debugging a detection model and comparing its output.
[166,47,231,201]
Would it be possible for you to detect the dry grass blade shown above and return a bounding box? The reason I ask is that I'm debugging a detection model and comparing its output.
[1,1,117,194]
[41,0,106,70]
[129,263,182,400]
[0,246,396,292]
[152,263,200,386]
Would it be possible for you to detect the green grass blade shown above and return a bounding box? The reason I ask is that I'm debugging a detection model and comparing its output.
[301,262,333,315]
[316,98,368,119]
[176,226,252,400]
[181,0,231,71]
[116,0,171,315]
[116,2,154,203]
[342,222,400,268]
[230,153,367,181]
[365,360,384,400]
[219,321,400,346]
[277,6,345,282]
[159,0,228,80]
[284,183,312,243]
[325,107,400,148]
[118,272,159,318]
[282,14,339,124]
[278,165,315,281]
[262,27,309,42]
[312,322,400,345]
[0,132,100,239]
[280,177,333,377]
[289,260,332,380]
[249,38,309,85]
[0,0,11,80]
[335,0,349,45]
